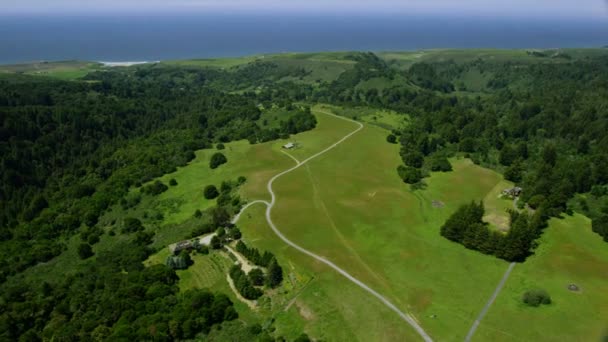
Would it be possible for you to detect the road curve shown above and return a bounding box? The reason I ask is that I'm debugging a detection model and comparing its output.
[464,262,516,342]
[233,110,433,342]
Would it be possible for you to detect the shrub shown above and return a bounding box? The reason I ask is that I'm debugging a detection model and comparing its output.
[248,268,265,286]
[203,185,219,200]
[237,176,247,185]
[386,134,397,144]
[77,243,94,259]
[429,157,452,172]
[169,178,178,186]
[141,180,168,196]
[216,143,225,150]
[209,152,227,169]
[522,289,551,307]
[397,165,423,184]
[123,217,144,233]
[527,195,546,209]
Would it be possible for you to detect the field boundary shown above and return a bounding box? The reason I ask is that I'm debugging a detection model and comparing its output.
[464,262,516,342]
[233,110,433,342]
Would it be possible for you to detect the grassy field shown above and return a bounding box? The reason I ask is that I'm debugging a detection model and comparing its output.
[0,60,101,80]
[474,213,608,341]
[96,104,607,340]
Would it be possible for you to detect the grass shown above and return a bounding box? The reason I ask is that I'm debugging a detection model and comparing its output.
[474,213,608,341]
[0,61,101,80]
[319,104,410,130]
[31,100,605,341]
[233,109,516,340]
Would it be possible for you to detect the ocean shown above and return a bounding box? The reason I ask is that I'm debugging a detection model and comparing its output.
[0,12,606,64]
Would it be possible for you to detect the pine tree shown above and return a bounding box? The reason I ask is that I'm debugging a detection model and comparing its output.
[266,258,283,288]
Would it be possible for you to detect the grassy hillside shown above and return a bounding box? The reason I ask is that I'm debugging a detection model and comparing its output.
[474,213,608,341]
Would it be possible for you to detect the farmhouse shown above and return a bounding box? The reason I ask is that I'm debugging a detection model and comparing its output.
[282,142,295,149]
[169,240,193,255]
[502,187,523,198]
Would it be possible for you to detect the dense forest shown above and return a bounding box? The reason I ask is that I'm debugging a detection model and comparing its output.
[0,65,316,340]
[2,50,608,339]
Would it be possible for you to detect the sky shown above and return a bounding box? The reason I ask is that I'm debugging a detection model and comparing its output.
[2,0,608,18]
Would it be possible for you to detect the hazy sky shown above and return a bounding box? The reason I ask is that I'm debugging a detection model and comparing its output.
[3,0,608,18]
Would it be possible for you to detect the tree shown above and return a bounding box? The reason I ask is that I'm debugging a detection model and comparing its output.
[397,165,422,184]
[216,143,225,150]
[386,134,397,144]
[248,268,265,286]
[266,258,283,288]
[204,185,219,200]
[592,215,608,242]
[522,289,551,307]
[78,243,94,259]
[210,235,222,249]
[429,157,452,172]
[169,179,178,186]
[123,217,144,233]
[403,151,424,168]
[210,153,227,169]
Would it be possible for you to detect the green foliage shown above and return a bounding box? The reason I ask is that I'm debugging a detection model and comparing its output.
[204,185,219,199]
[210,152,228,169]
[397,165,423,184]
[266,258,284,288]
[141,180,169,196]
[229,265,263,300]
[77,243,94,259]
[216,143,225,150]
[440,202,543,262]
[122,217,144,234]
[169,178,178,186]
[386,134,397,144]
[522,289,552,307]
[210,235,222,250]
[248,268,265,286]
[235,240,275,267]
[429,157,452,172]
[166,250,193,270]
[592,215,608,242]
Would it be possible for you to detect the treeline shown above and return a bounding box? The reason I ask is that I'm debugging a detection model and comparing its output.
[229,265,263,300]
[235,240,284,288]
[441,201,546,262]
[236,240,275,267]
[0,238,237,341]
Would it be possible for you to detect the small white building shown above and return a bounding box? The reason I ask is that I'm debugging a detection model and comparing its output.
[282,142,295,149]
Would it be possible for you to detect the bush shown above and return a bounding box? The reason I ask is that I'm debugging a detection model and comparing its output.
[216,143,225,150]
[237,176,247,185]
[429,157,452,172]
[204,185,219,199]
[78,243,94,259]
[386,134,397,144]
[397,165,423,184]
[141,180,168,196]
[527,195,546,209]
[169,178,178,186]
[522,289,551,307]
[123,217,144,233]
[248,268,265,286]
[209,152,227,169]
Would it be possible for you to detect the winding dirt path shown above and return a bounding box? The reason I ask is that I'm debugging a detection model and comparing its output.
[232,110,433,342]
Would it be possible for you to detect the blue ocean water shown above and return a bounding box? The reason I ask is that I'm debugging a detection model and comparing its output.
[0,12,606,64]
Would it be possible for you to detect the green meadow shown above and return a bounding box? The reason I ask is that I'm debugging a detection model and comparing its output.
[474,213,608,341]
[130,105,608,340]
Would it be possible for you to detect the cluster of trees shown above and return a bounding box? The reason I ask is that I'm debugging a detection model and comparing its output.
[229,265,263,300]
[166,250,193,270]
[441,201,546,262]
[235,241,284,288]
[592,215,608,242]
[141,180,169,195]
[235,240,275,267]
[0,238,238,341]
